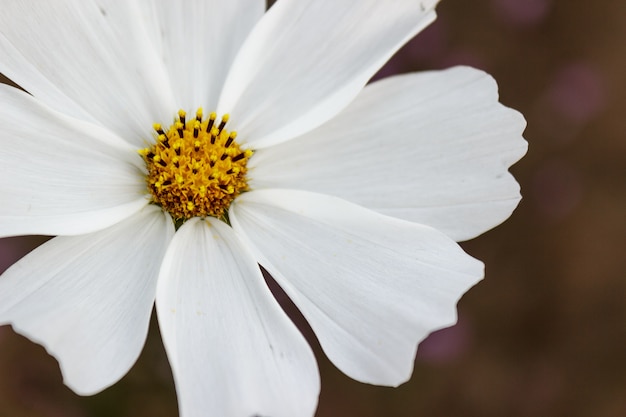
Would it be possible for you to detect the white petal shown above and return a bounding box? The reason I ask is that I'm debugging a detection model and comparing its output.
[218,0,440,148]
[0,206,174,395]
[0,86,148,237]
[0,0,175,146]
[144,0,265,111]
[230,189,483,386]
[156,218,319,417]
[250,67,528,241]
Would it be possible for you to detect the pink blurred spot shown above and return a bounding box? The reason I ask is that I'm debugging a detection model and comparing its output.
[417,316,472,364]
[547,63,606,124]
[532,159,583,221]
[532,62,607,144]
[403,21,448,63]
[492,0,552,28]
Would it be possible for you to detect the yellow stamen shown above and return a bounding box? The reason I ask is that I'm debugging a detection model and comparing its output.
[139,109,253,220]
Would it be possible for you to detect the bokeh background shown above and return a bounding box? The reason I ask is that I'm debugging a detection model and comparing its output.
[1,0,625,416]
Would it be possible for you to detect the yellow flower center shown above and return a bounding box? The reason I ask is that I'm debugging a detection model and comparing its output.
[139,109,253,221]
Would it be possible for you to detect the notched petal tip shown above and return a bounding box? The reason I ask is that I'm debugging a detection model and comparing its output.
[0,207,173,396]
[248,65,528,242]
[230,189,484,387]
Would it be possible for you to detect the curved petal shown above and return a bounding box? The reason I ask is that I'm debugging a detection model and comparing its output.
[156,218,319,417]
[0,0,175,146]
[143,0,265,111]
[249,67,528,241]
[230,189,483,386]
[0,206,174,395]
[218,0,440,148]
[0,86,148,238]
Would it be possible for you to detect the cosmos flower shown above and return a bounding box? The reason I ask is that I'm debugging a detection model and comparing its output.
[0,1,526,416]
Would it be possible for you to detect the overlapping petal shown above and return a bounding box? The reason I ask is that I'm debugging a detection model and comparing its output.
[0,2,527,416]
[142,0,265,111]
[156,218,319,417]
[230,189,483,386]
[249,67,528,241]
[0,0,175,146]
[0,86,148,238]
[0,206,174,395]
[218,0,441,148]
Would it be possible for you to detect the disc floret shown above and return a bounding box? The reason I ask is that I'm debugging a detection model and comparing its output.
[140,109,252,220]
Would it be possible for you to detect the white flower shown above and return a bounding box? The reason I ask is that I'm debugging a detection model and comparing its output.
[0,1,526,416]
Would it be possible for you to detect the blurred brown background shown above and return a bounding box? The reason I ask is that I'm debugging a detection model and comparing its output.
[1,0,625,416]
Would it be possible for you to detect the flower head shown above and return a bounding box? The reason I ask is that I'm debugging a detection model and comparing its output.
[0,1,526,416]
